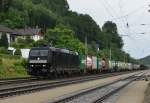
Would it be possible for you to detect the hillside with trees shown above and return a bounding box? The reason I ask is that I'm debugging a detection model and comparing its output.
[0,0,137,62]
[139,56,150,66]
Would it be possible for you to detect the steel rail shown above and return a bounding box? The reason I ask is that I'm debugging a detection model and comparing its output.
[0,71,142,99]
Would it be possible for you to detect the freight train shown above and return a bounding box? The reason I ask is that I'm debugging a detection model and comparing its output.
[27,47,142,77]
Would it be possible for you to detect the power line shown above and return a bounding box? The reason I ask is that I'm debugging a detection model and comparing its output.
[111,5,146,20]
[115,1,148,37]
[117,0,130,36]
[117,0,144,39]
[97,0,115,18]
[98,0,149,38]
[97,0,129,36]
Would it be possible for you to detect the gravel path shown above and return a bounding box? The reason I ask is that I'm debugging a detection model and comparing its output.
[102,81,150,103]
[143,83,150,103]
[103,70,150,103]
[102,80,148,103]
[65,80,132,103]
[115,80,148,103]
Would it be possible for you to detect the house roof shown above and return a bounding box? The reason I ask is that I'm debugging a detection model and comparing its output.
[0,25,43,36]
[12,28,42,36]
[0,25,13,33]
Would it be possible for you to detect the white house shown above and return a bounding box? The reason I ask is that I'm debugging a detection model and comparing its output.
[10,27,43,43]
[0,25,43,58]
[0,25,44,46]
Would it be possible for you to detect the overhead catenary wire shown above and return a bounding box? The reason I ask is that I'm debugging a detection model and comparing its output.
[97,0,149,57]
[111,5,146,20]
[100,0,148,37]
[97,0,149,38]
[97,0,128,37]
[125,4,148,35]
[102,0,128,31]
[117,0,148,38]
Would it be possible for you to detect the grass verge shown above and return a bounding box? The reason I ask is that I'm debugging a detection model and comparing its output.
[0,54,29,79]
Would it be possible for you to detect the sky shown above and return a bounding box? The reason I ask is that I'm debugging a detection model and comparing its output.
[67,0,150,59]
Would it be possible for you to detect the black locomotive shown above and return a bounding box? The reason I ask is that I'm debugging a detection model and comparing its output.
[27,47,80,77]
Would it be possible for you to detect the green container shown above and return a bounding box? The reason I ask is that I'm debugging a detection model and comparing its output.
[79,54,86,70]
[97,58,102,70]
[97,57,99,70]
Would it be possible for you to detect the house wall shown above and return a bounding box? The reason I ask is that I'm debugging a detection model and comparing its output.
[32,35,43,41]
[0,33,43,47]
[6,33,11,46]
[10,35,43,43]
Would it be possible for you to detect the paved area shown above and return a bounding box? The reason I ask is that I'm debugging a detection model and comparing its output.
[115,80,148,103]
[0,71,143,103]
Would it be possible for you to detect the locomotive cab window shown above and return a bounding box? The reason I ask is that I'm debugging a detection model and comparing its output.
[30,50,49,56]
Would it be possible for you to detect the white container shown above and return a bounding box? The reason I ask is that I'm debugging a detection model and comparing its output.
[21,49,30,59]
[92,56,97,70]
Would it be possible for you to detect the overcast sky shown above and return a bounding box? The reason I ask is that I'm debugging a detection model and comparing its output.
[67,0,150,59]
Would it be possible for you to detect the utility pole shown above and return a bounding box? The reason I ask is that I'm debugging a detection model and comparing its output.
[123,49,126,63]
[127,50,130,63]
[96,44,100,70]
[148,4,150,12]
[85,36,87,56]
[85,36,87,72]
[109,47,111,61]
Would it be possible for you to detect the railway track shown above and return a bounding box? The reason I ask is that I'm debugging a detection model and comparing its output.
[93,74,147,103]
[48,72,146,103]
[0,71,144,99]
[0,77,39,85]
[0,71,140,86]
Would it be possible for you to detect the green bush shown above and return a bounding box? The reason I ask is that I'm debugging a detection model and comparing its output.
[0,47,9,54]
[0,65,5,78]
[17,38,26,44]
[32,40,48,47]
[20,59,27,68]
[14,58,27,68]
[15,49,21,55]
[0,54,20,59]
[0,58,28,79]
[0,33,8,48]
[0,58,2,65]
[25,36,34,44]
[12,65,28,77]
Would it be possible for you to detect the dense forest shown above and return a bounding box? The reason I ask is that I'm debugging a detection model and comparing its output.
[0,0,137,62]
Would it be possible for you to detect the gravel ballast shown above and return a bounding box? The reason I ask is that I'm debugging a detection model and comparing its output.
[66,80,132,103]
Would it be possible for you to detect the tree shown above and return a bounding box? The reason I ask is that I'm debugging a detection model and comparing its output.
[45,27,85,53]
[62,12,102,43]
[2,8,26,28]
[102,21,123,49]
[27,3,57,30]
[0,33,8,48]
[31,0,69,15]
[0,0,11,12]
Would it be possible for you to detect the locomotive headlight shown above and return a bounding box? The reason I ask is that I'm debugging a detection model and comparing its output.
[43,65,46,67]
[31,65,34,67]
